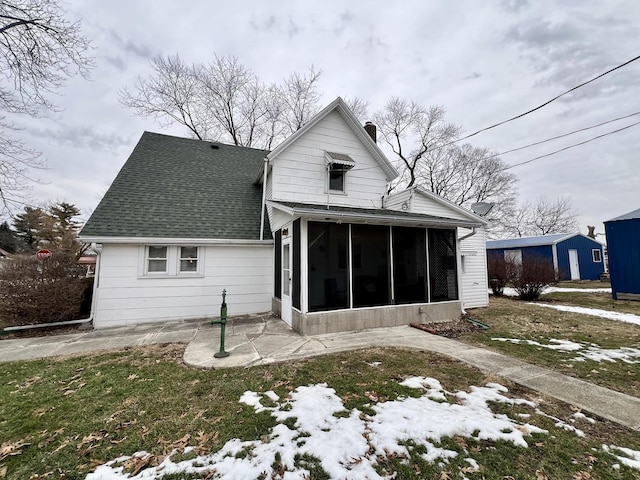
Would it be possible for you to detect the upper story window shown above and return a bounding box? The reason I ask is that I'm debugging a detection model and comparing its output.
[325,151,355,194]
[329,164,346,192]
[147,246,168,273]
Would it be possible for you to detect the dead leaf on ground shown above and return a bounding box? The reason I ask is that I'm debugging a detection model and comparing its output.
[438,471,451,480]
[124,453,156,476]
[536,469,548,479]
[127,374,139,381]
[585,452,597,464]
[0,441,30,462]
[0,465,6,477]
[573,472,591,480]
[454,436,468,450]
[461,465,478,473]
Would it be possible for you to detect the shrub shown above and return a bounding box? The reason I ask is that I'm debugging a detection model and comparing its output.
[508,253,560,301]
[487,254,507,296]
[0,253,92,327]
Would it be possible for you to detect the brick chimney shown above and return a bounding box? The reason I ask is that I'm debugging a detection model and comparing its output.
[364,121,377,143]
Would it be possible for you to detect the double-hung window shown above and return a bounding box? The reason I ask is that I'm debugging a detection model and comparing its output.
[147,246,168,273]
[179,246,199,273]
[143,246,202,276]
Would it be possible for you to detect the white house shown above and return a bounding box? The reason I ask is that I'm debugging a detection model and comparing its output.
[80,98,489,332]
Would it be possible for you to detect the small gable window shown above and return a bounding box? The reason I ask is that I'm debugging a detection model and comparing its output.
[147,246,168,273]
[325,151,355,194]
[592,249,602,262]
[329,164,346,192]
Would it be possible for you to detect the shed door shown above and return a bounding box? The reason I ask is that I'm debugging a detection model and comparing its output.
[568,249,581,280]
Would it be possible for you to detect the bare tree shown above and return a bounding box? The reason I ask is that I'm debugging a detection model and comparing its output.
[374,98,460,188]
[120,55,323,149]
[343,96,370,122]
[0,0,92,214]
[502,197,579,238]
[279,65,322,135]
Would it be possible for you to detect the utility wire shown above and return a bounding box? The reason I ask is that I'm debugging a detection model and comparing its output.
[503,119,640,170]
[352,111,640,174]
[449,53,640,145]
[493,111,640,158]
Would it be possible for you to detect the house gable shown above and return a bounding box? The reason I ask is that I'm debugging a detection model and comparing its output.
[263,97,398,210]
[386,186,488,225]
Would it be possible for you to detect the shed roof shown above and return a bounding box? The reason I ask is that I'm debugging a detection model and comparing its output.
[605,208,640,223]
[487,233,574,249]
[80,132,271,241]
[269,201,482,228]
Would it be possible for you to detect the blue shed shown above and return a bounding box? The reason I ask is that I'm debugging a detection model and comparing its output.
[486,233,605,281]
[604,208,640,300]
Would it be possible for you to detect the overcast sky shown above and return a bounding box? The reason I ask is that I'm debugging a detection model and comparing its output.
[9,0,640,236]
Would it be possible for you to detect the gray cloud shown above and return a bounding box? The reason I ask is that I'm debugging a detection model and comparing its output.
[464,72,482,80]
[33,126,133,151]
[106,29,155,60]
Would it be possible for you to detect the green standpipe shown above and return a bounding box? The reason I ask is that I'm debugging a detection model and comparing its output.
[211,289,230,358]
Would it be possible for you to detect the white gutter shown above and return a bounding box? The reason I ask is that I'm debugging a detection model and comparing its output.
[79,236,273,245]
[260,157,269,241]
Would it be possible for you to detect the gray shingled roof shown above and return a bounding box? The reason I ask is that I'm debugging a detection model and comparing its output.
[81,132,271,240]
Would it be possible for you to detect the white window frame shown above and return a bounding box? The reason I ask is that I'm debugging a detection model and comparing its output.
[178,246,200,274]
[141,245,204,277]
[327,164,347,194]
[592,249,602,263]
[146,245,168,274]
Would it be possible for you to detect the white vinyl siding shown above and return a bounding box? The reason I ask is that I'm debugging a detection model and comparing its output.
[269,110,388,208]
[93,244,273,328]
[458,228,489,309]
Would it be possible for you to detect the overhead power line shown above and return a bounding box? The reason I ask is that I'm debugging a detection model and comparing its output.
[452,53,640,144]
[504,119,640,171]
[494,111,640,157]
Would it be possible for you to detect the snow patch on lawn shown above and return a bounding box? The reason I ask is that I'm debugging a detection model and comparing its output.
[603,445,640,470]
[86,378,547,479]
[490,287,611,297]
[492,337,640,364]
[529,303,640,326]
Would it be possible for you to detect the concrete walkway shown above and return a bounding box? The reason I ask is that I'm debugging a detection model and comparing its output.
[1,315,640,431]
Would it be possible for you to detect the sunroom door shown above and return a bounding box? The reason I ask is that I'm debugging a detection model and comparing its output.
[281,238,292,326]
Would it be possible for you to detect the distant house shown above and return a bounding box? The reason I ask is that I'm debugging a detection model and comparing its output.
[604,208,640,300]
[80,98,490,332]
[486,233,605,281]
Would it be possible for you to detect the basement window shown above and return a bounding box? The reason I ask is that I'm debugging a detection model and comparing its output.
[592,249,602,262]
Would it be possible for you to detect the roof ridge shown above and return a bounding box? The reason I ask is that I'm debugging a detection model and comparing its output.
[142,131,271,153]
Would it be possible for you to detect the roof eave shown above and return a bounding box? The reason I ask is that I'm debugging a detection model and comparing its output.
[79,236,274,246]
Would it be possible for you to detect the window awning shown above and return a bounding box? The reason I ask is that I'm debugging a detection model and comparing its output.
[325,151,356,170]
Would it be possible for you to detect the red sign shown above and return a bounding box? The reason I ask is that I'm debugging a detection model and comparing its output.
[36,249,52,260]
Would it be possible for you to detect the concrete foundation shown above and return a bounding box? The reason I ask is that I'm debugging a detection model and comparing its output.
[290,301,462,336]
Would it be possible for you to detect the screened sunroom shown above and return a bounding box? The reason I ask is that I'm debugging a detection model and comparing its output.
[270,202,482,335]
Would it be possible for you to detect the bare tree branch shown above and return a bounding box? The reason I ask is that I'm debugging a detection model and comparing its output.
[0,0,93,213]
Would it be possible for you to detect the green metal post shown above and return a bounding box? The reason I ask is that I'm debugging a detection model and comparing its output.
[212,289,230,358]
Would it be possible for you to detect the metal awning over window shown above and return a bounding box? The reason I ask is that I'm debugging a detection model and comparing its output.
[325,151,356,170]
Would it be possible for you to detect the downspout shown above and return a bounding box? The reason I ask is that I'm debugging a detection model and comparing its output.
[458,227,477,241]
[1,244,102,333]
[260,157,268,241]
